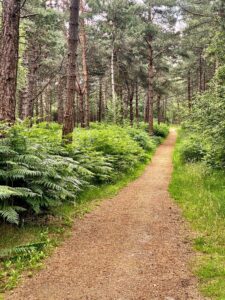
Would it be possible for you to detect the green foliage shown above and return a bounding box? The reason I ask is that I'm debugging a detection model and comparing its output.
[179,134,206,163]
[0,231,51,292]
[0,122,157,224]
[126,127,157,152]
[139,122,169,138]
[72,124,150,176]
[182,71,225,169]
[0,124,83,224]
[170,134,225,300]
[153,123,170,138]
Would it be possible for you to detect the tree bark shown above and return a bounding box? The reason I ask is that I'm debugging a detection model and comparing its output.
[127,84,134,127]
[147,41,154,134]
[44,87,52,122]
[111,45,116,122]
[0,0,21,122]
[57,76,66,124]
[98,77,103,122]
[198,51,204,93]
[135,82,139,126]
[187,70,192,111]
[157,94,161,125]
[79,0,89,128]
[147,6,154,135]
[62,0,80,141]
[79,92,85,127]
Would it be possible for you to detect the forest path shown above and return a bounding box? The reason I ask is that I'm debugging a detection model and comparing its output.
[6,131,204,300]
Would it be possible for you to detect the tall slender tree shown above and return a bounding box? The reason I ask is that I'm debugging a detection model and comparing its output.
[62,0,80,141]
[0,0,21,122]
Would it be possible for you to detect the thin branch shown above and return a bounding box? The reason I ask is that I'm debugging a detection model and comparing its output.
[179,5,212,18]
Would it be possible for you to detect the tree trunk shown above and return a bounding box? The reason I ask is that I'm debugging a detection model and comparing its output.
[111,46,116,122]
[98,77,103,122]
[62,0,80,141]
[188,70,192,111]
[135,82,139,126]
[23,44,38,119]
[80,0,89,128]
[79,92,85,128]
[199,51,204,93]
[147,7,154,135]
[57,76,65,124]
[128,85,134,127]
[147,42,154,134]
[39,94,44,122]
[157,94,161,125]
[0,0,21,122]
[144,93,149,123]
[44,88,52,122]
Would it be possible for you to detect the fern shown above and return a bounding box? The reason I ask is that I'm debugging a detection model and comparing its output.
[0,206,25,224]
[0,242,47,259]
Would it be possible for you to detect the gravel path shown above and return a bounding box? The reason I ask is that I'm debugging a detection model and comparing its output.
[6,130,204,300]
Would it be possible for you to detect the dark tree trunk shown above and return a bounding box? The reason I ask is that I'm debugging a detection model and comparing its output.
[128,86,134,127]
[44,88,52,122]
[80,0,89,128]
[157,94,161,125]
[57,76,66,124]
[135,82,139,126]
[144,93,149,123]
[79,92,85,128]
[147,41,154,134]
[188,70,192,111]
[62,0,80,141]
[0,0,21,122]
[147,6,154,135]
[199,52,204,93]
[98,77,103,122]
[39,94,44,122]
[23,45,38,119]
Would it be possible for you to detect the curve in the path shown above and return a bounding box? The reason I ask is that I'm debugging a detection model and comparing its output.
[6,131,204,300]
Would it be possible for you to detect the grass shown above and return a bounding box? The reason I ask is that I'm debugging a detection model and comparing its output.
[0,151,153,295]
[169,134,225,300]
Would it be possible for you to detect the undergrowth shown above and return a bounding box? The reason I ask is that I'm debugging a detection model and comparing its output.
[0,121,168,294]
[170,131,225,300]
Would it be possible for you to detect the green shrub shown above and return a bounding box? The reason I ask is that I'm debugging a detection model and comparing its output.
[153,123,169,138]
[126,127,157,152]
[139,122,169,138]
[72,125,147,175]
[179,135,206,163]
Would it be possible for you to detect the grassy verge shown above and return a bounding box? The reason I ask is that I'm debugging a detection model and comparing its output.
[169,134,225,300]
[0,151,154,295]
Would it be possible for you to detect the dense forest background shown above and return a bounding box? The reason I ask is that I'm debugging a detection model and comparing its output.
[0,0,224,134]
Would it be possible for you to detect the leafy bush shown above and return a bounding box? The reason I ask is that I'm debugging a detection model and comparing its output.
[153,123,169,138]
[126,127,157,152]
[179,135,206,163]
[139,122,169,138]
[72,125,148,175]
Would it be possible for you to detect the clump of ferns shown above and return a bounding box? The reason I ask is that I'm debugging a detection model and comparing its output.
[0,127,89,224]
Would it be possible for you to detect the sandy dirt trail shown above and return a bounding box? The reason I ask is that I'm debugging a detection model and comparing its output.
[6,131,204,300]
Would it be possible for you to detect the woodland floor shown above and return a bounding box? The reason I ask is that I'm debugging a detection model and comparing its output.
[5,131,205,300]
